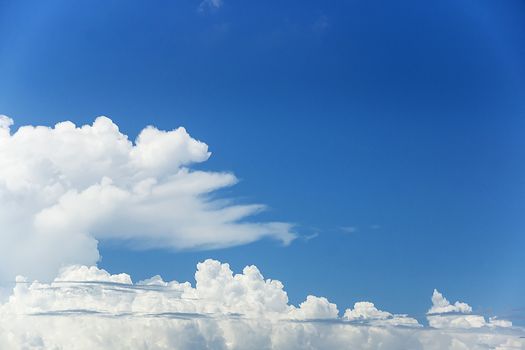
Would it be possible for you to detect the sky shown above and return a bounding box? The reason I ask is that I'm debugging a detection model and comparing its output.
[0,0,524,347]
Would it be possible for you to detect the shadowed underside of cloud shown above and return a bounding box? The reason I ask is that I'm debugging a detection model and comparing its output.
[0,116,295,282]
[0,260,522,349]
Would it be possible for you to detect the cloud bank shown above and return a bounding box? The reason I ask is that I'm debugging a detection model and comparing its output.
[0,260,522,349]
[0,116,294,282]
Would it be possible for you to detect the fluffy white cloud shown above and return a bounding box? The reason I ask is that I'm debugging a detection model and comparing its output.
[427,289,513,330]
[0,116,295,282]
[289,295,339,320]
[428,289,472,314]
[0,260,522,349]
[0,115,522,348]
[344,301,420,327]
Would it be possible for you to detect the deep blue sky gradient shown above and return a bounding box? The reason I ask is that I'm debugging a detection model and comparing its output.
[1,0,524,324]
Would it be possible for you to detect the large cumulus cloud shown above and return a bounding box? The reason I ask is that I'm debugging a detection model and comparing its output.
[0,260,522,349]
[1,115,522,349]
[0,116,295,282]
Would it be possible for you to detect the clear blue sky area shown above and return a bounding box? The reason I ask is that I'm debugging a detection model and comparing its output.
[1,0,524,324]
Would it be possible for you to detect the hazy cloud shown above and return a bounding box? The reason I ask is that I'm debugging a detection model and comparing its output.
[340,226,358,234]
[313,15,329,34]
[199,0,223,12]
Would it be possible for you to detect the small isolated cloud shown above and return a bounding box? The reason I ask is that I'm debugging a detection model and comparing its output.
[0,260,522,349]
[199,0,223,12]
[340,226,358,234]
[0,116,295,282]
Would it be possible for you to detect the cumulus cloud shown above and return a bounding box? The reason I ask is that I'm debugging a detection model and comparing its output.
[428,289,472,314]
[427,289,514,330]
[0,260,522,349]
[0,116,295,282]
[344,301,420,327]
[0,115,521,348]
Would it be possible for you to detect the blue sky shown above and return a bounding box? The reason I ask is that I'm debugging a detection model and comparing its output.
[0,0,524,325]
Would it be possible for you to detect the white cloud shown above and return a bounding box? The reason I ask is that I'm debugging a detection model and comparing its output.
[289,295,339,320]
[0,116,295,282]
[0,115,522,348]
[428,289,472,314]
[344,301,420,327]
[0,260,522,349]
[427,289,513,330]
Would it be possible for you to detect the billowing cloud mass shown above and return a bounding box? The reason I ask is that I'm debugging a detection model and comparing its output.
[0,116,294,282]
[0,115,522,348]
[0,260,522,349]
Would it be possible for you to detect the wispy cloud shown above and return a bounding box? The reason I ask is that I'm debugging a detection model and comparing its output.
[340,226,358,234]
[198,0,223,13]
[313,15,329,35]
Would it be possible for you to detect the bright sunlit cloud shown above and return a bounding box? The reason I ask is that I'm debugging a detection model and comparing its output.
[0,260,522,349]
[0,116,295,282]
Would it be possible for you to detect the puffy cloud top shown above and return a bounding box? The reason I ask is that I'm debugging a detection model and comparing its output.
[0,115,13,130]
[0,260,521,349]
[428,289,472,314]
[0,116,295,282]
[0,116,521,348]
[427,289,513,330]
[344,302,420,327]
[289,295,339,320]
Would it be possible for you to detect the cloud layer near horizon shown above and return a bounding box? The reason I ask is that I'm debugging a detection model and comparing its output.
[0,260,522,349]
[0,116,295,281]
